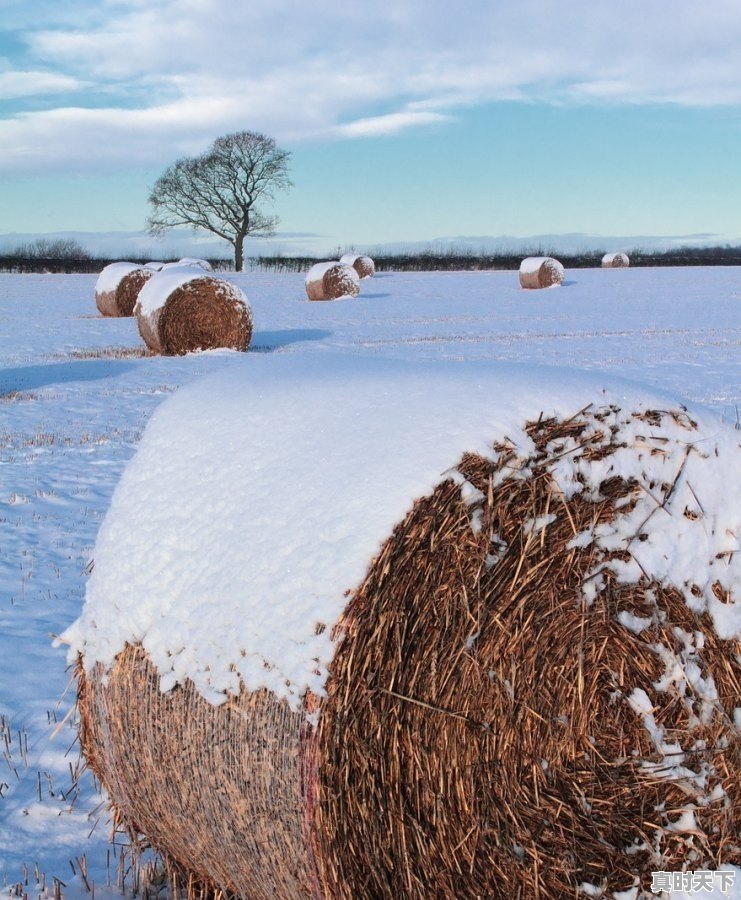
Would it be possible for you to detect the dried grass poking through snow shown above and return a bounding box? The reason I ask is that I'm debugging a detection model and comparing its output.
[76,406,739,899]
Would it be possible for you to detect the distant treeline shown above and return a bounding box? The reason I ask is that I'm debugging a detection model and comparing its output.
[251,245,741,273]
[2,243,741,274]
[0,254,228,275]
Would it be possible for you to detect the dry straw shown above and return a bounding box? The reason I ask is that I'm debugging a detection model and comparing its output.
[96,265,154,317]
[136,277,252,356]
[602,252,631,268]
[305,263,360,301]
[77,407,739,899]
[339,254,376,279]
[519,257,565,289]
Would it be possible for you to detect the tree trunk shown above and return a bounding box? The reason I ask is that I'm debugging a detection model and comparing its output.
[234,234,245,272]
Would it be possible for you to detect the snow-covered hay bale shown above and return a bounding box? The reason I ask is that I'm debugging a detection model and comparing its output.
[95,262,153,317]
[176,257,213,271]
[519,256,565,289]
[339,253,375,279]
[134,268,252,356]
[602,252,630,268]
[305,262,360,301]
[67,360,740,899]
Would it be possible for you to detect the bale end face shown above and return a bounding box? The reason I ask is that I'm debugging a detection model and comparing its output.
[519,256,565,289]
[75,406,739,899]
[602,252,630,268]
[339,254,375,278]
[155,277,253,356]
[95,267,153,317]
[115,268,154,317]
[305,263,360,301]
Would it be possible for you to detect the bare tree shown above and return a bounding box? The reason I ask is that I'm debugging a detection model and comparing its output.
[147,131,292,271]
[13,238,91,259]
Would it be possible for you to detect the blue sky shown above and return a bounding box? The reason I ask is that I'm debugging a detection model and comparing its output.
[1,0,741,251]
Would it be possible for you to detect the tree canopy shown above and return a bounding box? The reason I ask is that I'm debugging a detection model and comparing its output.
[147,131,292,271]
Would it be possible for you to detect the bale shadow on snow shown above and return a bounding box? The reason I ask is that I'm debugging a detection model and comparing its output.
[0,359,139,395]
[249,328,332,353]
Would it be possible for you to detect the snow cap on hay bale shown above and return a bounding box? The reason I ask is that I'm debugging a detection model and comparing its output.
[602,252,630,268]
[65,357,740,899]
[339,252,375,278]
[519,256,565,289]
[305,261,360,300]
[95,262,153,317]
[176,256,213,271]
[134,266,252,356]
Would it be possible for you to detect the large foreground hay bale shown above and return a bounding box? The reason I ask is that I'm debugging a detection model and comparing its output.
[73,386,739,899]
[519,256,565,289]
[602,252,630,268]
[95,262,153,317]
[135,269,252,356]
[305,262,360,301]
[339,253,375,279]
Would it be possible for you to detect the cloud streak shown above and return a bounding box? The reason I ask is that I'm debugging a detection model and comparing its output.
[2,0,741,171]
[0,70,87,99]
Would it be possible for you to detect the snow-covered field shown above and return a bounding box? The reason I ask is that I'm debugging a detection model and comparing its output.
[0,267,739,897]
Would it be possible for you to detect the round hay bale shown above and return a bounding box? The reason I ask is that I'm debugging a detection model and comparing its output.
[602,252,630,268]
[135,269,252,356]
[519,256,565,289]
[339,253,375,279]
[305,262,360,301]
[70,374,740,899]
[95,262,153,317]
[176,257,213,271]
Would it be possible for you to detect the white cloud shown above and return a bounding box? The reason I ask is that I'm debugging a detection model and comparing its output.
[0,70,86,99]
[2,0,741,171]
[333,111,453,138]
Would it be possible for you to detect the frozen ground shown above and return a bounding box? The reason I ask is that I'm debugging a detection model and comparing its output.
[0,267,739,897]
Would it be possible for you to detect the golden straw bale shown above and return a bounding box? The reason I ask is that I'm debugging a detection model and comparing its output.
[77,406,739,900]
[136,275,252,356]
[602,252,630,268]
[519,256,565,289]
[115,269,154,317]
[305,263,360,301]
[95,263,153,317]
[339,254,375,279]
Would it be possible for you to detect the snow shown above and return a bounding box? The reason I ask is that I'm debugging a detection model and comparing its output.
[93,262,141,295]
[134,265,210,315]
[305,260,340,282]
[0,265,739,891]
[63,359,739,711]
[174,257,213,271]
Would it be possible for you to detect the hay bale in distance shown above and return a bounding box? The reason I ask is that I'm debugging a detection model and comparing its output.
[602,252,630,268]
[69,366,740,899]
[305,262,360,301]
[519,256,565,289]
[95,262,153,317]
[135,268,252,355]
[339,253,375,279]
[175,257,213,271]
